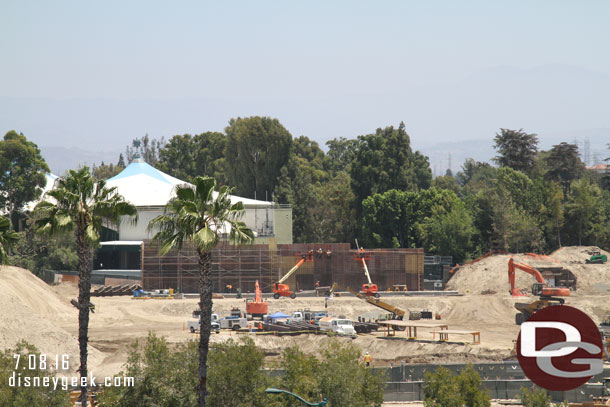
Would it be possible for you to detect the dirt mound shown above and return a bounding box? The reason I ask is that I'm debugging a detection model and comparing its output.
[0,266,104,374]
[445,254,523,295]
[445,247,610,295]
[550,246,610,294]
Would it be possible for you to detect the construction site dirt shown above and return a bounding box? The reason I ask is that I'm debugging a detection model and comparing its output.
[1,246,608,381]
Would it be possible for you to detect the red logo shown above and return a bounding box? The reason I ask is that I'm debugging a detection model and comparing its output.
[517,305,603,391]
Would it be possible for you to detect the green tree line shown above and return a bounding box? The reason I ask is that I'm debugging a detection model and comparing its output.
[3,125,610,267]
[92,123,610,262]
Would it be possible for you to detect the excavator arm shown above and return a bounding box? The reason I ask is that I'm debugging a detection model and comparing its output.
[508,258,546,296]
[254,280,262,303]
[508,258,570,297]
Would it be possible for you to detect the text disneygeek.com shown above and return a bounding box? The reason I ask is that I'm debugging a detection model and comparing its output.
[9,353,134,390]
[8,372,135,390]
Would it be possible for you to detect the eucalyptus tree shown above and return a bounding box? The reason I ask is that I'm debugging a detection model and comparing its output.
[149,176,254,407]
[33,167,137,406]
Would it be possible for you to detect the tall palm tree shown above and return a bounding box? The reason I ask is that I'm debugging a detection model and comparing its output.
[0,216,19,264]
[33,167,137,406]
[149,176,254,407]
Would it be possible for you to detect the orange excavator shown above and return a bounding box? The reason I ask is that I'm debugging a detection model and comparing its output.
[246,280,268,318]
[508,258,570,325]
[355,239,379,297]
[508,258,570,297]
[273,251,314,299]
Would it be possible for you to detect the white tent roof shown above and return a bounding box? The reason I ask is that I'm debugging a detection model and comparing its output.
[106,158,273,208]
[24,173,59,211]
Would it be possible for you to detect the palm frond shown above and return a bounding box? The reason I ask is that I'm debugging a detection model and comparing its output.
[149,176,254,257]
[32,167,137,245]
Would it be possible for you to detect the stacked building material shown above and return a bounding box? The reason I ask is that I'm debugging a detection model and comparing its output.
[91,284,142,296]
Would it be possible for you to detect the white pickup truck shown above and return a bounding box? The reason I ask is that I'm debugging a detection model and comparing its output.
[291,310,327,323]
[187,313,220,333]
[318,317,357,338]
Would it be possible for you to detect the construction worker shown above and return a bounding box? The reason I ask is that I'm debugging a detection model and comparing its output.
[226,284,232,293]
[315,280,320,288]
[363,352,372,367]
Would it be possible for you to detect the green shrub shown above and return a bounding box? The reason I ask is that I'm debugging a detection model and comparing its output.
[423,365,490,407]
[0,341,71,407]
[519,387,552,407]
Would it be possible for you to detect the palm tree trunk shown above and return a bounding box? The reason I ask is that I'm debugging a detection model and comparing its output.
[76,228,92,407]
[197,249,213,407]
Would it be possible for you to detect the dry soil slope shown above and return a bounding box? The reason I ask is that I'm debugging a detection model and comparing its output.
[550,246,610,294]
[445,246,610,296]
[0,266,104,374]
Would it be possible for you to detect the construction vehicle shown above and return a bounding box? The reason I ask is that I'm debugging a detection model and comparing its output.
[187,312,220,333]
[318,317,357,338]
[290,309,327,323]
[508,258,571,297]
[508,258,570,325]
[273,251,314,299]
[246,280,268,318]
[328,283,406,321]
[586,249,607,264]
[600,315,610,334]
[599,315,610,361]
[354,239,379,297]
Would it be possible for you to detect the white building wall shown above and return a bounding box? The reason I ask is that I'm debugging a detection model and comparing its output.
[118,207,164,241]
[118,205,290,243]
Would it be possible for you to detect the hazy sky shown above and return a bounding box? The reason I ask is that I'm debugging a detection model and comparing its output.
[1,1,609,158]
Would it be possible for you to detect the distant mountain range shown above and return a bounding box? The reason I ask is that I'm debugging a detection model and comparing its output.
[41,127,609,178]
[40,146,122,176]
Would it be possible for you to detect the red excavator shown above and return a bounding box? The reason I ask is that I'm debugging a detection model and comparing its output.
[273,251,314,299]
[508,258,570,325]
[354,239,379,297]
[246,280,268,318]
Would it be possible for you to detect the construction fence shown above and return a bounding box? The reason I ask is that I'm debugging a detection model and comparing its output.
[141,241,424,294]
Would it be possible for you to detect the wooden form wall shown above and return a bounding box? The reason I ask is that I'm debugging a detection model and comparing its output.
[141,241,424,293]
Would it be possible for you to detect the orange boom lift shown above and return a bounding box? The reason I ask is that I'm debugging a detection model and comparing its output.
[273,251,314,299]
[354,239,379,297]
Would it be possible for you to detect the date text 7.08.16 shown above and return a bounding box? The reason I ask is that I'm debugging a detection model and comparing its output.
[13,354,70,371]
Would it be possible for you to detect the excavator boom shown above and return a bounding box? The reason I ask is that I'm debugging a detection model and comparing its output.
[509,258,570,325]
[508,258,547,296]
[254,280,262,303]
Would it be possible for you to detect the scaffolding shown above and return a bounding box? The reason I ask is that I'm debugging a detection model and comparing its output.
[141,241,424,293]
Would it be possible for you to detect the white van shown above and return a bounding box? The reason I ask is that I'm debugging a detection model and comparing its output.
[318,317,356,338]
